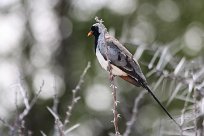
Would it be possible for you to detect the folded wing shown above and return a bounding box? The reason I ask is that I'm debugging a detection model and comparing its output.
[99,35,147,85]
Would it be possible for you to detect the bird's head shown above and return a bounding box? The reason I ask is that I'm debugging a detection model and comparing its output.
[87,23,100,37]
[87,22,107,38]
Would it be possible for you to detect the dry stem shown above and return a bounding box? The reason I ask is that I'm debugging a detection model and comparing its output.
[64,61,91,126]
[19,80,44,121]
[109,74,120,136]
[123,91,146,136]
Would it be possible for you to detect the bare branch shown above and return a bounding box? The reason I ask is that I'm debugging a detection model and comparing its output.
[180,91,191,135]
[47,107,65,136]
[0,117,13,131]
[52,77,60,136]
[52,77,59,114]
[64,62,91,126]
[64,124,80,134]
[19,80,44,120]
[194,89,204,136]
[40,131,47,136]
[110,75,120,136]
[123,91,146,136]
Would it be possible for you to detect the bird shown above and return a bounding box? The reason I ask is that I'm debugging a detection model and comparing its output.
[87,18,178,125]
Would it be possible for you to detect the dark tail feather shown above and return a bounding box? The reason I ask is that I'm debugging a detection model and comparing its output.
[140,82,179,126]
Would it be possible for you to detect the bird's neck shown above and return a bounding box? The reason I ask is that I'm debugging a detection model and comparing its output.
[94,35,99,52]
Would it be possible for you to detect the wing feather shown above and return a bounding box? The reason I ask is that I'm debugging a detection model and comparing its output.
[99,34,147,83]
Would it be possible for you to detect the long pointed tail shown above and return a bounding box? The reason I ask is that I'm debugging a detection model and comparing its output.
[140,82,179,126]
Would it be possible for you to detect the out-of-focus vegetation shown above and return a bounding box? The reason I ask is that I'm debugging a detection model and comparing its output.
[0,0,204,136]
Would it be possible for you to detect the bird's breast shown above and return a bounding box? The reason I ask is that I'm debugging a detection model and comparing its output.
[96,47,127,76]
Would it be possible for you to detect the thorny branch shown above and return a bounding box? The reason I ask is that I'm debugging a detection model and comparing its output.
[109,74,120,136]
[123,91,146,136]
[194,89,204,136]
[52,77,60,136]
[0,117,13,131]
[140,44,204,135]
[52,77,59,115]
[96,16,121,135]
[47,107,65,136]
[19,80,44,120]
[180,91,191,135]
[47,62,90,136]
[106,39,121,136]
[64,61,91,126]
[2,80,45,136]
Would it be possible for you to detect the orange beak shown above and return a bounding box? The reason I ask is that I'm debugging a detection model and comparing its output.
[87,31,93,37]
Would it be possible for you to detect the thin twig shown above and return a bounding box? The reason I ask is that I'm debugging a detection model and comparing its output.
[47,107,65,136]
[0,117,13,131]
[194,89,198,136]
[123,91,146,136]
[52,77,59,114]
[18,83,30,110]
[194,89,204,136]
[52,77,60,136]
[180,91,191,136]
[19,80,44,120]
[64,124,80,134]
[9,80,44,136]
[64,61,91,126]
[40,131,47,136]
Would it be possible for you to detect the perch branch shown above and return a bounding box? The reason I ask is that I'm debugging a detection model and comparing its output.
[96,17,121,135]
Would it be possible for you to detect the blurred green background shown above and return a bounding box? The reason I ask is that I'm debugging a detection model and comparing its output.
[0,0,204,135]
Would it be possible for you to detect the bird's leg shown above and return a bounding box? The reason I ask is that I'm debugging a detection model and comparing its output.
[109,74,114,83]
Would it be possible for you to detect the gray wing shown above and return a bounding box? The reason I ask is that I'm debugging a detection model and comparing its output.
[99,36,147,83]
